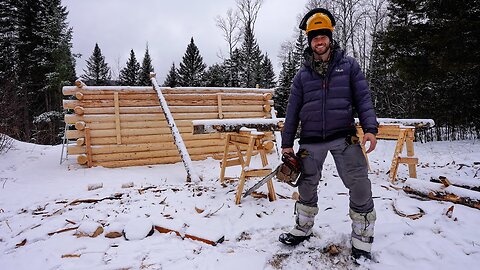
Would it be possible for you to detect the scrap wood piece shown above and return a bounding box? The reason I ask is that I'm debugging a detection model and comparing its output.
[48,226,79,236]
[403,178,480,209]
[69,193,123,206]
[61,254,81,258]
[154,225,224,246]
[15,238,27,248]
[392,200,425,220]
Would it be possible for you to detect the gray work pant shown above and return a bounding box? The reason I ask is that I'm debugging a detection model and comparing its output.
[297,137,374,213]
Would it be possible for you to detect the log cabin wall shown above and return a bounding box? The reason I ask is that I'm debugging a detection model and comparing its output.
[62,85,275,168]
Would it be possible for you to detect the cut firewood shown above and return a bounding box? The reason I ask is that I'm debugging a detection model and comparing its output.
[154,225,224,246]
[403,178,480,209]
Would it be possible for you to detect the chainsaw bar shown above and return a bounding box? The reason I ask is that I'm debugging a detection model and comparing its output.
[243,166,280,198]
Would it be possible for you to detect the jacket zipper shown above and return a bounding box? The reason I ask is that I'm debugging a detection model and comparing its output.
[322,79,327,139]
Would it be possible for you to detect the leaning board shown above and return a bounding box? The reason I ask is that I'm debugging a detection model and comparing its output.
[62,84,275,168]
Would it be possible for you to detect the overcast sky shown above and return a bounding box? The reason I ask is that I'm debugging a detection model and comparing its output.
[62,0,309,83]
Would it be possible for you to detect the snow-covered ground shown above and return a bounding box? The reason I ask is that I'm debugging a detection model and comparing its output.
[1,139,479,270]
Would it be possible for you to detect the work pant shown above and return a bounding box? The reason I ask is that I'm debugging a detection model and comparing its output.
[297,137,374,213]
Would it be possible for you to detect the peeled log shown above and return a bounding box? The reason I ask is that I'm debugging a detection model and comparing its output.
[403,178,480,209]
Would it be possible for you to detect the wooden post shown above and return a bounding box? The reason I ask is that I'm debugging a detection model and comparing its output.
[405,128,417,178]
[114,92,122,145]
[389,129,407,183]
[219,134,231,183]
[235,136,255,204]
[150,73,199,182]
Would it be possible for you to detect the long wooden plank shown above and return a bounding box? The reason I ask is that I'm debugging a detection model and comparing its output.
[78,93,159,100]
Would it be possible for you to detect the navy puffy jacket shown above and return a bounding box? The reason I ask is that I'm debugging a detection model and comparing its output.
[281,49,378,148]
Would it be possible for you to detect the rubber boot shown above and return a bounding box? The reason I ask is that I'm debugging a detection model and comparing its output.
[349,208,376,260]
[279,202,319,246]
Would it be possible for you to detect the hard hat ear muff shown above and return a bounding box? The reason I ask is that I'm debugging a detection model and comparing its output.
[299,8,336,32]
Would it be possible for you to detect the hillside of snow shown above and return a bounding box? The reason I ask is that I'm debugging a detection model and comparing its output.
[1,138,479,270]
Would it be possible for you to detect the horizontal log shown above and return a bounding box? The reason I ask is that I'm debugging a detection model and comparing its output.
[76,93,159,100]
[63,86,274,96]
[63,99,160,109]
[66,126,193,139]
[91,145,227,162]
[85,120,191,130]
[65,112,267,124]
[68,139,226,155]
[403,178,480,209]
[63,86,155,95]
[164,99,267,106]
[72,105,266,115]
[430,176,480,192]
[89,133,223,145]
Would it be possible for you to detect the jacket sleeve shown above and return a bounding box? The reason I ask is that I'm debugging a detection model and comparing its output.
[349,58,378,134]
[281,72,303,148]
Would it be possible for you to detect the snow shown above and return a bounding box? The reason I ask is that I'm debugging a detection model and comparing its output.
[354,118,436,127]
[1,139,480,269]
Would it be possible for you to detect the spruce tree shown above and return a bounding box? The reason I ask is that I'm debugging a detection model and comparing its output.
[292,30,307,71]
[119,49,141,86]
[274,53,296,118]
[177,37,206,87]
[82,43,111,86]
[163,62,178,87]
[224,48,241,87]
[259,53,276,89]
[238,25,263,88]
[203,63,228,87]
[138,45,154,86]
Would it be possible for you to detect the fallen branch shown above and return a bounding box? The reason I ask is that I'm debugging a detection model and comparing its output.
[69,193,123,206]
[154,225,224,246]
[47,226,79,236]
[403,178,480,209]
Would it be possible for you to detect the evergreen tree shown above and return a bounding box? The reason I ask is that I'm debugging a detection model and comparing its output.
[259,53,276,88]
[0,0,20,137]
[274,53,296,117]
[372,0,480,140]
[82,43,111,86]
[177,37,206,87]
[224,48,241,87]
[203,63,228,87]
[119,49,141,86]
[1,0,76,143]
[238,25,263,88]
[163,62,178,87]
[292,30,307,71]
[138,45,154,86]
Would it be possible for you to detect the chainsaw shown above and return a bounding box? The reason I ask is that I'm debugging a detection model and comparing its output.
[243,151,302,198]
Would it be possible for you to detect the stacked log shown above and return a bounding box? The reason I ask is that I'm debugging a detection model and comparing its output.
[62,85,275,168]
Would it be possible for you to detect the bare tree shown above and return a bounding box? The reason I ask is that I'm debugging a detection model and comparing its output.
[215,8,242,58]
[236,0,264,32]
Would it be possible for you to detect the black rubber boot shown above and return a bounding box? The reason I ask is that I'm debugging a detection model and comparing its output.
[351,246,372,260]
[278,232,311,246]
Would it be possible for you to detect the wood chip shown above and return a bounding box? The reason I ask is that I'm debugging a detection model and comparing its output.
[15,239,27,248]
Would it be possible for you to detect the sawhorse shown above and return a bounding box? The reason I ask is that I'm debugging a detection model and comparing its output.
[219,130,276,204]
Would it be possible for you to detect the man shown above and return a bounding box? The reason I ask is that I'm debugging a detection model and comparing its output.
[278,8,378,261]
